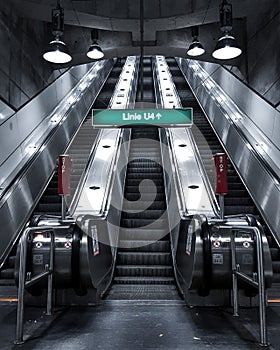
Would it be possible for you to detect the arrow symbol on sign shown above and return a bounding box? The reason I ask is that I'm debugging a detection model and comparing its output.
[156,113,162,120]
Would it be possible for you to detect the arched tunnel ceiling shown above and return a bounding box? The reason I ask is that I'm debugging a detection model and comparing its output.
[11,0,249,67]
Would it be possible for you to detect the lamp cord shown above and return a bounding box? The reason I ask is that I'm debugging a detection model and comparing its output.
[201,0,212,26]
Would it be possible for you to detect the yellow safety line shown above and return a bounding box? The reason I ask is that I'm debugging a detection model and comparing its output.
[0,298,18,302]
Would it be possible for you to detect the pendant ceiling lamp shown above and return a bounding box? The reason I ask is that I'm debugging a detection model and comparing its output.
[187,26,205,57]
[43,1,72,64]
[87,29,104,60]
[212,0,242,60]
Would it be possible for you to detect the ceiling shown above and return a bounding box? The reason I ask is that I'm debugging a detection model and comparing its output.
[11,0,249,67]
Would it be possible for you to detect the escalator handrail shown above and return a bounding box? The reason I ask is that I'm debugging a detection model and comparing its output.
[0,61,110,202]
[153,56,219,218]
[68,129,102,216]
[178,57,280,185]
[71,57,139,219]
[186,128,220,216]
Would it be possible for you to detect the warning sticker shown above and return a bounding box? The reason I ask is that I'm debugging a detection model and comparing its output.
[91,225,100,256]
[213,253,223,265]
[33,254,43,265]
[242,254,253,265]
[186,225,193,255]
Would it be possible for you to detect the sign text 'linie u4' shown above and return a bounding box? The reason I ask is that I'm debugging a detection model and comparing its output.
[92,109,193,127]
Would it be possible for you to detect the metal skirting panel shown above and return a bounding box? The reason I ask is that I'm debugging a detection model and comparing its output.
[176,58,280,244]
[198,60,280,151]
[0,59,114,267]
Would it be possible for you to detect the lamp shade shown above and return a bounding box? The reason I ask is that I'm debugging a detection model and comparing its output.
[187,40,205,57]
[43,39,72,64]
[212,34,242,60]
[87,44,104,59]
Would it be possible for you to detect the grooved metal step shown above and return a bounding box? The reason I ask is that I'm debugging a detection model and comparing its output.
[119,228,169,241]
[117,252,172,265]
[118,240,170,252]
[108,124,177,300]
[114,277,175,285]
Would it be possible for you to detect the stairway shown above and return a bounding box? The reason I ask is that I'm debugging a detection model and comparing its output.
[106,127,179,300]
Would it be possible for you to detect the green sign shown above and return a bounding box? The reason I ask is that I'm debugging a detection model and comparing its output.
[92,109,193,128]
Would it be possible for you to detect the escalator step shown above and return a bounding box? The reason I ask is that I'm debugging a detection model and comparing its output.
[0,268,14,279]
[272,273,280,283]
[117,252,171,265]
[227,183,245,190]
[115,265,173,277]
[0,279,16,286]
[118,240,170,252]
[125,185,164,193]
[126,172,163,178]
[119,228,168,241]
[272,261,280,273]
[8,256,16,269]
[120,219,167,230]
[121,210,165,220]
[127,159,160,164]
[124,192,165,201]
[125,179,164,186]
[270,248,280,260]
[38,196,61,204]
[224,198,253,206]
[37,203,62,212]
[227,190,248,197]
[106,284,178,300]
[122,201,166,211]
[225,206,256,215]
[127,165,162,171]
[114,277,174,285]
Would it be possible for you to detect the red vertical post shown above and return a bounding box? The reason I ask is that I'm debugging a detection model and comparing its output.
[58,155,71,219]
[214,153,227,219]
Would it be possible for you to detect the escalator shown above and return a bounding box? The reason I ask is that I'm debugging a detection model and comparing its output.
[136,57,155,105]
[165,57,280,289]
[0,59,127,286]
[34,58,126,216]
[166,58,257,216]
[106,127,179,300]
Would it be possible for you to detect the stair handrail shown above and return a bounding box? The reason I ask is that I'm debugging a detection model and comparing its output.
[230,225,268,346]
[14,227,55,345]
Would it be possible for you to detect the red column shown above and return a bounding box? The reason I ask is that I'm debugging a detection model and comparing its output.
[213,153,227,195]
[58,155,71,196]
